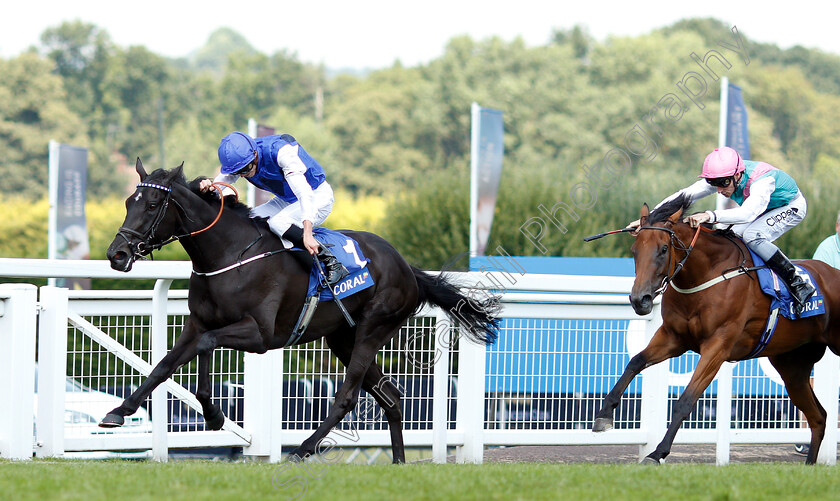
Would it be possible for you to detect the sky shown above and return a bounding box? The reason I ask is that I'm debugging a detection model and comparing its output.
[0,1,837,69]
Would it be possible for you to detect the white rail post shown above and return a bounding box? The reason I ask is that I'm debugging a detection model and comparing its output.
[35,286,69,458]
[243,344,284,462]
[0,284,38,460]
[243,352,270,459]
[715,362,734,465]
[639,302,667,462]
[814,351,839,465]
[268,348,285,463]
[455,331,487,464]
[432,308,452,463]
[151,279,172,462]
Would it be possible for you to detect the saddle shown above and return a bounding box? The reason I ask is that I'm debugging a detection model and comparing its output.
[748,248,824,320]
[288,227,375,343]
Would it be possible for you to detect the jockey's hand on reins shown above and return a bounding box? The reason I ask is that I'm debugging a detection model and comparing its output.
[684,212,711,228]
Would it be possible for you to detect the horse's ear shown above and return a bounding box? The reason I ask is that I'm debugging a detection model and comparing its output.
[171,162,184,180]
[668,208,684,223]
[136,158,147,181]
[640,203,650,224]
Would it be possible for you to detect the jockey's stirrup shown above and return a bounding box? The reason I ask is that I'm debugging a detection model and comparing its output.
[317,246,349,285]
[767,250,816,315]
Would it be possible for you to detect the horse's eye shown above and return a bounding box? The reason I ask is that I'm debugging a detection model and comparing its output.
[147,203,158,211]
[659,245,668,255]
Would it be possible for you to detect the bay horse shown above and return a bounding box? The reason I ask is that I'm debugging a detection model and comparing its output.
[590,194,840,464]
[102,159,499,463]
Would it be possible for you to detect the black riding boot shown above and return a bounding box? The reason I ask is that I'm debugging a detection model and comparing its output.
[317,246,349,285]
[766,250,816,315]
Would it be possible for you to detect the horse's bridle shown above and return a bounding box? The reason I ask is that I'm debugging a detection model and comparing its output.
[115,182,175,260]
[115,181,237,261]
[637,225,702,297]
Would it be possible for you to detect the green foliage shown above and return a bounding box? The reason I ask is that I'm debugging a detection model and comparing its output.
[379,170,470,269]
[0,53,88,199]
[189,27,258,75]
[3,17,840,274]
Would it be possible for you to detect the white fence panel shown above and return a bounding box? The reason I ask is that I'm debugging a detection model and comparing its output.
[1,258,839,465]
[0,284,38,460]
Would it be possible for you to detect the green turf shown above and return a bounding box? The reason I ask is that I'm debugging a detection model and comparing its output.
[0,460,835,501]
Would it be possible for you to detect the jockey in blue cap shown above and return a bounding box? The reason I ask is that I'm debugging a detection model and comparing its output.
[200,131,348,284]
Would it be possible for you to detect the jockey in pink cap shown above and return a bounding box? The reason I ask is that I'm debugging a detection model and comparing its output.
[629,146,816,315]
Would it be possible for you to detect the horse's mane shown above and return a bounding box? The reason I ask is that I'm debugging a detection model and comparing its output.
[145,167,260,222]
[647,193,693,225]
[646,193,743,246]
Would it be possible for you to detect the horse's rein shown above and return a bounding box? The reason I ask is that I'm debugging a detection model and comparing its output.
[188,182,238,237]
[585,223,754,296]
[118,181,239,258]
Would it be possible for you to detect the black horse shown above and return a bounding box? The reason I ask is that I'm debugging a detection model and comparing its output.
[102,160,499,463]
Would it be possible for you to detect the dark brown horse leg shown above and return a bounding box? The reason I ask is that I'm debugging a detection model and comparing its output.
[643,344,729,464]
[194,315,265,430]
[593,326,685,432]
[363,370,405,464]
[195,351,225,430]
[289,324,403,462]
[100,324,201,427]
[769,344,828,465]
[324,329,405,463]
[327,331,405,463]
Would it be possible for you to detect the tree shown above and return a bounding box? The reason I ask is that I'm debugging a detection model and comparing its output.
[41,21,113,124]
[0,53,87,199]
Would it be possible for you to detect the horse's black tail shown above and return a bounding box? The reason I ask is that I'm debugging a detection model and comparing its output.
[411,266,500,345]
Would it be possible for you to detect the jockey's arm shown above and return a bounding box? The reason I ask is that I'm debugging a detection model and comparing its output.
[277,145,319,254]
[627,180,715,229]
[713,176,774,225]
[654,180,716,211]
[199,173,239,197]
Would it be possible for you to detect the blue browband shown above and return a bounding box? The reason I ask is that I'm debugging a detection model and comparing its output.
[136,182,172,192]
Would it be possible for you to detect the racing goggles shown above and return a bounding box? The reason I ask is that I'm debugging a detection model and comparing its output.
[706,176,734,188]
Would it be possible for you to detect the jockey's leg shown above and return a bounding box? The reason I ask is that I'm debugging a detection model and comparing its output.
[764,248,816,314]
[266,197,347,286]
[742,198,815,314]
[280,224,348,284]
[316,245,349,285]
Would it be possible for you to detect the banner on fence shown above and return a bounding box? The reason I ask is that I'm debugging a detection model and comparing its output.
[48,140,90,289]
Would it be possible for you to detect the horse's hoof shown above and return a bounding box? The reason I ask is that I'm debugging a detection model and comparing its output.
[285,452,306,463]
[640,456,662,466]
[204,411,226,431]
[99,413,124,428]
[592,417,614,432]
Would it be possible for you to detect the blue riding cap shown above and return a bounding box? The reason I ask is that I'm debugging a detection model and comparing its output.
[218,132,257,174]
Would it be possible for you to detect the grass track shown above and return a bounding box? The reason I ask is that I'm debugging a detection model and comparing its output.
[0,460,836,501]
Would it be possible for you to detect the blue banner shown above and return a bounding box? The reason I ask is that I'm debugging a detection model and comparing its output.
[726,83,750,159]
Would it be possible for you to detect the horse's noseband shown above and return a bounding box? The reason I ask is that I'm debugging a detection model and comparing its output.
[117,182,173,260]
[637,225,699,296]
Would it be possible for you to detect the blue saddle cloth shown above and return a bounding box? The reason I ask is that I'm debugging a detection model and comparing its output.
[748,249,824,319]
[300,227,375,301]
